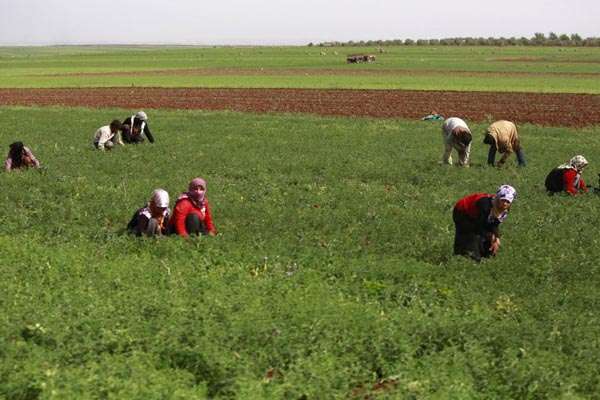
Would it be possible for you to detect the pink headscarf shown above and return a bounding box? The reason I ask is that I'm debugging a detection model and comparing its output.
[187,177,207,205]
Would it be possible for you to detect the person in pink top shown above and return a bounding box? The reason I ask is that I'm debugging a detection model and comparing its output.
[4,141,40,172]
[169,177,217,237]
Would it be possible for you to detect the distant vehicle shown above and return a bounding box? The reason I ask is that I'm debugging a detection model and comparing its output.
[346,54,376,64]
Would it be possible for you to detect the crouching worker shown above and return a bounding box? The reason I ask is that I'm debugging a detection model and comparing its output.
[545,155,589,196]
[93,120,123,151]
[453,184,516,262]
[122,111,155,144]
[483,120,526,167]
[5,141,40,171]
[441,117,472,166]
[127,189,171,236]
[169,178,217,237]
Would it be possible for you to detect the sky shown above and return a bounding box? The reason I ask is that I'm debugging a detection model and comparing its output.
[0,0,599,46]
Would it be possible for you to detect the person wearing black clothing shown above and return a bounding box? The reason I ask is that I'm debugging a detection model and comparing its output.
[127,189,170,236]
[544,155,588,196]
[122,110,155,144]
[453,185,516,262]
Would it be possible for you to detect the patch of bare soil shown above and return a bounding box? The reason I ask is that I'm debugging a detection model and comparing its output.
[1,87,599,127]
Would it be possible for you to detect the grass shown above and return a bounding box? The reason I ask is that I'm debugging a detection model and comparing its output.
[3,73,600,94]
[1,45,600,92]
[2,106,600,398]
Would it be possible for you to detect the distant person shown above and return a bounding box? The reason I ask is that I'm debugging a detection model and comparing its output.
[127,189,171,236]
[93,120,123,151]
[441,117,472,166]
[545,155,589,196]
[484,120,526,167]
[169,177,217,237]
[453,184,516,262]
[4,141,40,171]
[122,111,155,144]
[422,111,444,121]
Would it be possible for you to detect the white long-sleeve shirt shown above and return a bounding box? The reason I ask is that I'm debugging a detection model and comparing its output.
[93,125,123,150]
[442,117,471,141]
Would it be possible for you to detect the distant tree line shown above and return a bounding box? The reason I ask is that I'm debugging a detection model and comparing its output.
[309,33,600,47]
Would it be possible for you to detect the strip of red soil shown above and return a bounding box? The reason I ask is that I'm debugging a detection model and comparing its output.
[1,87,599,127]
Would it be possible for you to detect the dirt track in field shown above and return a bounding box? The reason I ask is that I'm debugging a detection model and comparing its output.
[1,87,599,127]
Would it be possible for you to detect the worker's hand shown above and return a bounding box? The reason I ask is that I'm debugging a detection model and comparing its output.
[490,237,501,255]
[208,231,217,237]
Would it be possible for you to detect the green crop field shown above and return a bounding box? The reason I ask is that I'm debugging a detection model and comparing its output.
[2,104,600,398]
[1,45,600,93]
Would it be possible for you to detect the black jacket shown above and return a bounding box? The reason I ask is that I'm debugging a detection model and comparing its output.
[122,116,155,143]
[453,196,501,238]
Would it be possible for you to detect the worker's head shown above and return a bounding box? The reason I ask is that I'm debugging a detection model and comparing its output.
[135,111,148,121]
[149,189,169,218]
[494,184,516,211]
[569,155,588,172]
[454,130,472,147]
[188,177,207,204]
[8,141,25,165]
[8,141,24,156]
[110,119,123,133]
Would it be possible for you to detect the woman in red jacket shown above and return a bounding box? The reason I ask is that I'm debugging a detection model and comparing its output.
[453,184,516,262]
[170,177,216,237]
[544,155,589,196]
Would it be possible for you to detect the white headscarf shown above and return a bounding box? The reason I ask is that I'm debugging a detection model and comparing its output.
[135,111,148,121]
[150,189,169,208]
[496,184,517,203]
[558,155,588,171]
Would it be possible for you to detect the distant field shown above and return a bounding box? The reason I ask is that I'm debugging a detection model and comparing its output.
[1,46,600,93]
[2,107,600,397]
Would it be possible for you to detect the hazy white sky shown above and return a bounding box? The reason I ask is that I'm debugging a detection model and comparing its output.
[0,0,598,45]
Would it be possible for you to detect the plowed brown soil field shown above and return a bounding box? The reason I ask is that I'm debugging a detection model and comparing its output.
[1,87,599,127]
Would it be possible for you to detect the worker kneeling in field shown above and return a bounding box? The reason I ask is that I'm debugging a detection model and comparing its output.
[453,184,516,262]
[169,178,217,237]
[441,117,472,167]
[127,189,171,236]
[93,120,124,151]
[483,120,526,167]
[545,155,589,196]
[122,111,155,144]
[4,141,40,171]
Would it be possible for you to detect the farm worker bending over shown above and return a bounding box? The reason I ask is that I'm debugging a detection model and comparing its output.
[122,111,155,144]
[93,120,124,151]
[453,184,516,262]
[441,117,472,166]
[545,155,589,196]
[483,120,526,167]
[169,177,217,237]
[127,189,171,236]
[4,141,40,171]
